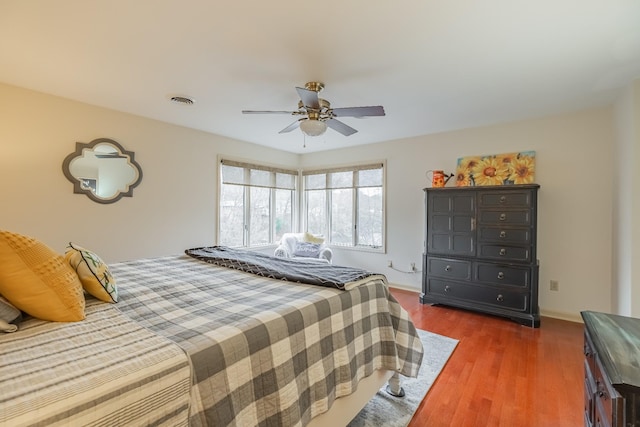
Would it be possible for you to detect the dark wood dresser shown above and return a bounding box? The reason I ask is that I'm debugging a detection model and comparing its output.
[420,184,540,327]
[581,311,640,427]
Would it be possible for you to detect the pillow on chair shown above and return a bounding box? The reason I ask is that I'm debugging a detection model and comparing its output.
[303,232,325,244]
[293,242,322,258]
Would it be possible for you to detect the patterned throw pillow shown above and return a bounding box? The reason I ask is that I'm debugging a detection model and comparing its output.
[0,295,21,332]
[0,230,85,322]
[65,243,118,303]
[293,242,322,258]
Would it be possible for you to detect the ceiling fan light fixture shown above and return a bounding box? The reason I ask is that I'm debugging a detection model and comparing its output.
[300,119,327,137]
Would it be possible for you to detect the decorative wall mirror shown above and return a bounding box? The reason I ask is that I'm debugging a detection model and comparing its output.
[62,138,143,204]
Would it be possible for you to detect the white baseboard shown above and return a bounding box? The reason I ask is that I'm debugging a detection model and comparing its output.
[388,283,420,293]
[539,309,583,323]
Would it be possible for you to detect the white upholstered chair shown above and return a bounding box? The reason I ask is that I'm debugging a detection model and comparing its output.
[274,232,332,263]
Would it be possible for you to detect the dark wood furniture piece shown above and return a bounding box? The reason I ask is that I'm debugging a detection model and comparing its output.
[581,311,640,427]
[420,184,540,327]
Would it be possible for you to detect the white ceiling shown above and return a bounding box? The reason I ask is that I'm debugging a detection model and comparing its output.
[1,1,639,154]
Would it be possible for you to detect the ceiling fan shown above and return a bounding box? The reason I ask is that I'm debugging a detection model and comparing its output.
[242,82,385,137]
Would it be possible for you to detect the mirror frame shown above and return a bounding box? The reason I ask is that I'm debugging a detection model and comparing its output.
[62,138,143,204]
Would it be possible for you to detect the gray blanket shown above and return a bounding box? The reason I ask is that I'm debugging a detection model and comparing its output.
[185,245,383,290]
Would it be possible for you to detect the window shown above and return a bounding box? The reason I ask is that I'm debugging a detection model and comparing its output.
[219,159,296,247]
[303,163,384,250]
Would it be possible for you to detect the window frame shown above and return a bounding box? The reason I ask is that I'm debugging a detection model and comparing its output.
[302,162,386,252]
[217,158,386,253]
[218,158,298,248]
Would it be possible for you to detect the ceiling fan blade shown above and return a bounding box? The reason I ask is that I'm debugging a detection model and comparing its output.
[296,87,320,109]
[242,110,296,114]
[331,106,385,117]
[327,118,358,136]
[279,120,301,134]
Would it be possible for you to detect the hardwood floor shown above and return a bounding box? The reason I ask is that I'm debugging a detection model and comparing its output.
[390,288,585,427]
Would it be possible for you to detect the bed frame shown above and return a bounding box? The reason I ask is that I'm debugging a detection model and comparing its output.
[308,370,394,426]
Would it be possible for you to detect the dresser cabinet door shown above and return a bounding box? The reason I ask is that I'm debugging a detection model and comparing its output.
[427,192,475,256]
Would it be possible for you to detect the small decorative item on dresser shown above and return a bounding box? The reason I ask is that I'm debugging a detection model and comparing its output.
[426,170,454,188]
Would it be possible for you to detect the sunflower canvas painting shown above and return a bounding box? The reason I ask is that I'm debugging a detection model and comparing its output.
[455,151,536,187]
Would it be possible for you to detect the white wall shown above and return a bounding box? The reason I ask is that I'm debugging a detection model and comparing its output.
[613,80,640,317]
[1,82,618,321]
[302,108,615,321]
[0,83,298,261]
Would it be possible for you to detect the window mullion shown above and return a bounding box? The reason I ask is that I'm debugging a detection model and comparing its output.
[353,188,358,246]
[244,169,251,247]
[352,171,358,246]
[325,173,331,241]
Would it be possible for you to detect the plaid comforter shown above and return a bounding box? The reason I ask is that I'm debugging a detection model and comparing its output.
[112,255,424,427]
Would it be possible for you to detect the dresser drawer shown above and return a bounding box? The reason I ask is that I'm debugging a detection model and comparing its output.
[426,279,529,312]
[585,364,596,427]
[427,257,472,280]
[475,263,530,287]
[593,356,623,427]
[478,190,532,208]
[478,244,531,262]
[479,210,531,226]
[478,226,531,244]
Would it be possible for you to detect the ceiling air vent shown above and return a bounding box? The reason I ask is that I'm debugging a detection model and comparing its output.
[169,95,195,105]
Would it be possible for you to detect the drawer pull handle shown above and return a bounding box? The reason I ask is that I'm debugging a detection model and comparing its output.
[497,272,505,279]
[444,285,451,292]
[500,196,506,203]
[499,231,506,238]
[499,248,506,256]
[499,213,507,221]
[445,265,451,272]
[496,294,504,302]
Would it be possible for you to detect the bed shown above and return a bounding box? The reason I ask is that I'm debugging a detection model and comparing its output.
[0,247,424,427]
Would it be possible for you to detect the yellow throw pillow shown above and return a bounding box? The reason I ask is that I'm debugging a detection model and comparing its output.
[65,243,117,303]
[303,232,325,244]
[0,231,85,322]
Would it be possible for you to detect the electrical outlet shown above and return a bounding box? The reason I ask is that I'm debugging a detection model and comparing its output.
[410,262,416,271]
[550,280,559,291]
[387,260,393,268]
